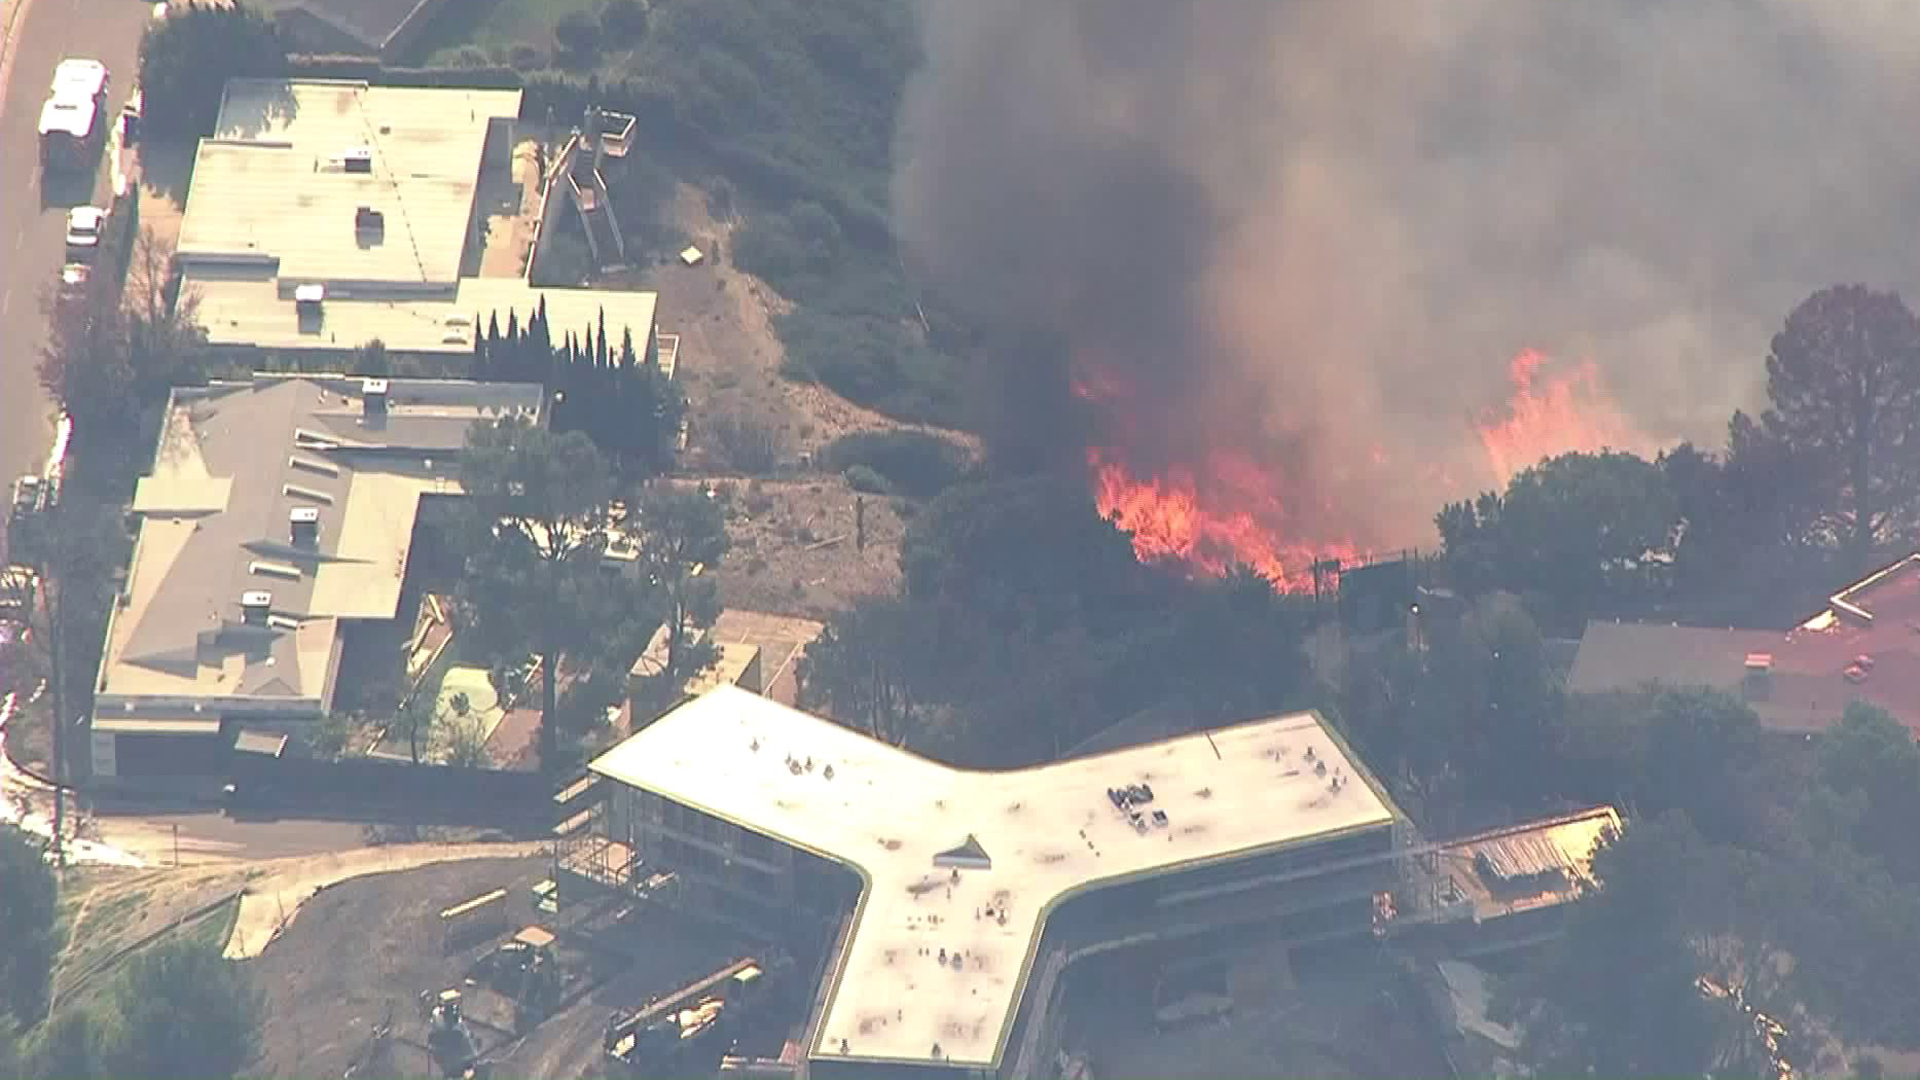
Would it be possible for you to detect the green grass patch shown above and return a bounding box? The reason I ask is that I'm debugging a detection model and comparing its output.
[409,0,604,65]
[182,895,243,955]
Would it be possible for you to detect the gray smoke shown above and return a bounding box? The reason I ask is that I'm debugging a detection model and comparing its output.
[893,0,1920,545]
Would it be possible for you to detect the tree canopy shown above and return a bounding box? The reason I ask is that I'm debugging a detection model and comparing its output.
[631,487,730,692]
[457,417,647,769]
[1752,284,1920,567]
[0,827,56,1025]
[137,1,288,139]
[1437,450,1678,632]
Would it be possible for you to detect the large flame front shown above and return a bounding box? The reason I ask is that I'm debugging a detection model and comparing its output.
[1080,346,1644,586]
[1475,348,1640,486]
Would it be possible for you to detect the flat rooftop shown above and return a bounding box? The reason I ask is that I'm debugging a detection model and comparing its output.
[189,273,660,357]
[177,79,521,285]
[97,374,542,722]
[1568,553,1920,734]
[174,78,662,356]
[589,685,1398,1071]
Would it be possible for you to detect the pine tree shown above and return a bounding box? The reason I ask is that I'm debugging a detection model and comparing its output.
[619,326,637,367]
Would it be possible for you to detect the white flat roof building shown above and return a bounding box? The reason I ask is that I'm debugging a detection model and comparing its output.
[588,685,1400,1074]
[92,374,542,772]
[175,78,660,357]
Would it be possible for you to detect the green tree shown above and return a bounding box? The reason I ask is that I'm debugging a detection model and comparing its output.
[902,474,1145,626]
[0,827,56,1024]
[457,418,627,770]
[1437,451,1679,631]
[0,1016,18,1080]
[102,938,262,1079]
[1511,813,1747,1079]
[632,487,730,689]
[1813,702,1920,884]
[799,595,941,746]
[26,1006,99,1080]
[1633,688,1766,846]
[1753,285,1920,567]
[396,685,441,766]
[137,1,288,139]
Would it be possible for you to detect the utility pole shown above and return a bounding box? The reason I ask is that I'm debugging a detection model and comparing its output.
[48,575,65,870]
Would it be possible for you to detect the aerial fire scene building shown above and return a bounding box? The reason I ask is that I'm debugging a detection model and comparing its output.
[556,685,1409,1079]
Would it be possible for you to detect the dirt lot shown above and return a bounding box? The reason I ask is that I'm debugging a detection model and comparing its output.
[243,853,776,1080]
[248,855,545,1079]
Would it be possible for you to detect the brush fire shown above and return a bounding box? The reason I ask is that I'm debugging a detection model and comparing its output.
[1077,347,1643,588]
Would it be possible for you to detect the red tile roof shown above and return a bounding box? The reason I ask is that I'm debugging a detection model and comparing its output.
[1569,555,1920,735]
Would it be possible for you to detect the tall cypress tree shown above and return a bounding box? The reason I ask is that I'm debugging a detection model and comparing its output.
[504,309,522,380]
[619,326,636,368]
[597,307,610,368]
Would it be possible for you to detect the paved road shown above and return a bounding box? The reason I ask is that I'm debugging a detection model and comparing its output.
[0,0,151,556]
[3,692,371,866]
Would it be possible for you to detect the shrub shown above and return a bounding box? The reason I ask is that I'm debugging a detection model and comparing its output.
[822,430,971,498]
[843,465,890,495]
[707,410,789,474]
[553,11,601,67]
[450,45,491,69]
[507,44,545,72]
[600,0,649,42]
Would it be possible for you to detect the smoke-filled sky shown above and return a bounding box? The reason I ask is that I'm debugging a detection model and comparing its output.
[892,0,1920,544]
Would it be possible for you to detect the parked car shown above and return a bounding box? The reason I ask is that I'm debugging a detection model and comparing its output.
[9,475,41,521]
[64,206,106,256]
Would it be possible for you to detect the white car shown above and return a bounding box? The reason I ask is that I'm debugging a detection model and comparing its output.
[60,262,89,289]
[65,206,105,253]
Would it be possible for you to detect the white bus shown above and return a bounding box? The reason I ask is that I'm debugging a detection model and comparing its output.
[38,58,109,172]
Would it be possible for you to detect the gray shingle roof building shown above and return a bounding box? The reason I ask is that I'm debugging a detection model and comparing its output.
[91,374,541,776]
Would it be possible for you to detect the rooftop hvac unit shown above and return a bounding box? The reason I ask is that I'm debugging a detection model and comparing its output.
[342,146,372,173]
[240,590,272,626]
[362,377,389,416]
[1743,653,1773,673]
[289,506,320,546]
[294,283,324,306]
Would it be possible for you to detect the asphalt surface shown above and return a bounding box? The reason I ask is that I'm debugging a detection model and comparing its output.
[0,0,151,557]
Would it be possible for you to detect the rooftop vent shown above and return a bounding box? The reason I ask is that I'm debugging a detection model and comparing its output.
[362,378,389,416]
[240,590,271,627]
[354,205,383,233]
[290,506,320,547]
[933,834,992,871]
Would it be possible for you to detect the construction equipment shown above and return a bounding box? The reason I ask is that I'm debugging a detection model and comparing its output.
[419,988,488,1079]
[604,956,789,1076]
[468,926,562,1030]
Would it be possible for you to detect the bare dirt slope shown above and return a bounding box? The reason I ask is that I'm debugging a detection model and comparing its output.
[656,475,905,617]
[612,184,979,466]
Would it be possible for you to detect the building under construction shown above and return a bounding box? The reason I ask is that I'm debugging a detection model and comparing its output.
[553,685,1416,1079]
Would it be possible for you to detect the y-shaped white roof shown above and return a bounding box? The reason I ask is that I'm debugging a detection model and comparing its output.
[588,685,1396,1070]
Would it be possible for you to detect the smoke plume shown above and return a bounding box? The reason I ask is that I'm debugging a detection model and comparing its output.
[893,0,1920,545]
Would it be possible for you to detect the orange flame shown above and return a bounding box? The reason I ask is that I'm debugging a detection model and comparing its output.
[1085,446,1362,589]
[1475,349,1640,485]
[1077,347,1641,586]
